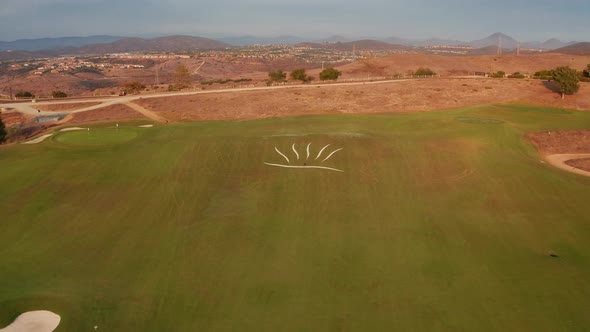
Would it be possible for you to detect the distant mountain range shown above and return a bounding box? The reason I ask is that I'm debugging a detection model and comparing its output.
[0,35,125,52]
[298,40,411,52]
[67,35,230,54]
[0,33,586,61]
[216,35,357,46]
[218,33,578,49]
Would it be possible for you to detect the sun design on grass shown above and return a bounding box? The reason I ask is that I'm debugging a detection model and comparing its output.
[265,143,344,172]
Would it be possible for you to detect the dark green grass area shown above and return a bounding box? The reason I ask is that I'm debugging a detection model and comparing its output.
[54,127,139,146]
[1,104,590,331]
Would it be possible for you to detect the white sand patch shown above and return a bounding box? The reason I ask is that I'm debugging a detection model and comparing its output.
[60,127,87,132]
[315,144,331,160]
[322,148,343,162]
[138,124,154,128]
[546,154,590,177]
[274,147,290,163]
[0,311,60,332]
[264,163,344,173]
[292,143,300,160]
[21,135,52,145]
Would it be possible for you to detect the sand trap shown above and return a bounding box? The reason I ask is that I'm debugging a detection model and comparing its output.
[60,127,87,132]
[0,311,60,332]
[546,154,590,177]
[138,124,154,128]
[264,162,344,173]
[21,134,52,145]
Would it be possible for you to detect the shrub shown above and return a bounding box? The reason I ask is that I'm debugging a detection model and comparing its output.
[15,91,34,98]
[414,67,436,76]
[268,70,287,82]
[0,117,6,144]
[290,69,313,82]
[52,91,68,98]
[319,68,342,81]
[508,72,526,79]
[490,71,506,78]
[534,70,554,79]
[121,81,145,94]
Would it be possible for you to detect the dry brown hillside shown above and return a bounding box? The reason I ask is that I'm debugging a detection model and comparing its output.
[336,53,590,77]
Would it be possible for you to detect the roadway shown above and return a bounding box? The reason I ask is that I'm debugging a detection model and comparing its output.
[0,78,411,116]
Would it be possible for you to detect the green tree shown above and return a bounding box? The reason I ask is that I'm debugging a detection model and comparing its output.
[583,64,590,78]
[290,69,313,82]
[553,66,580,99]
[52,91,68,98]
[319,68,342,81]
[268,70,287,82]
[174,64,191,89]
[0,116,6,144]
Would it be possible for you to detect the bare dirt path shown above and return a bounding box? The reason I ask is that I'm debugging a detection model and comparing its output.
[545,154,590,177]
[124,102,168,123]
[1,78,411,116]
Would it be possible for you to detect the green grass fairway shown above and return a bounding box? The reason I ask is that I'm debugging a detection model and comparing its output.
[1,104,590,331]
[55,127,139,146]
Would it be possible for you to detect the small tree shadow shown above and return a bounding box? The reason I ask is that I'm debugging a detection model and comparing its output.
[543,80,561,94]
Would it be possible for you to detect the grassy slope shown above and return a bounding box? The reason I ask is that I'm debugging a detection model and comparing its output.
[1,105,590,331]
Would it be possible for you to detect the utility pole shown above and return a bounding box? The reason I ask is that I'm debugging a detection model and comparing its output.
[497,35,503,56]
[8,76,13,100]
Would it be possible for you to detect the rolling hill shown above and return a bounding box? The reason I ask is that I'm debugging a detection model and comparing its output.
[69,35,231,54]
[0,35,125,52]
[550,42,590,55]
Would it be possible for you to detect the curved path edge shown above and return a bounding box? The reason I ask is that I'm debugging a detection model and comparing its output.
[0,311,60,332]
[545,154,590,177]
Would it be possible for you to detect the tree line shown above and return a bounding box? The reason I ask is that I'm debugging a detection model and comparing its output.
[267,68,342,85]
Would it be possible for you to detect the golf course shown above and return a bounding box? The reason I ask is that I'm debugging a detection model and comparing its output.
[1,104,590,331]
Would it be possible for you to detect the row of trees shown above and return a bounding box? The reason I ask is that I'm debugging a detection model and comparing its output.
[531,65,588,99]
[268,68,342,84]
[13,91,68,99]
[492,65,589,99]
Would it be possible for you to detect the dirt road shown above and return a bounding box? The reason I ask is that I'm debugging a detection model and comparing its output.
[1,79,410,117]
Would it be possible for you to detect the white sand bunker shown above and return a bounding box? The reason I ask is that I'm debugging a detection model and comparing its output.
[546,154,590,177]
[138,124,154,128]
[0,311,60,332]
[21,135,52,145]
[60,127,87,132]
[265,143,344,172]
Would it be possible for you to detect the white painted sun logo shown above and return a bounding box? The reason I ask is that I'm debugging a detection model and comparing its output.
[265,143,344,172]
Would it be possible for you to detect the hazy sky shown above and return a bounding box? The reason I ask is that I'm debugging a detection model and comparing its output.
[0,0,588,41]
